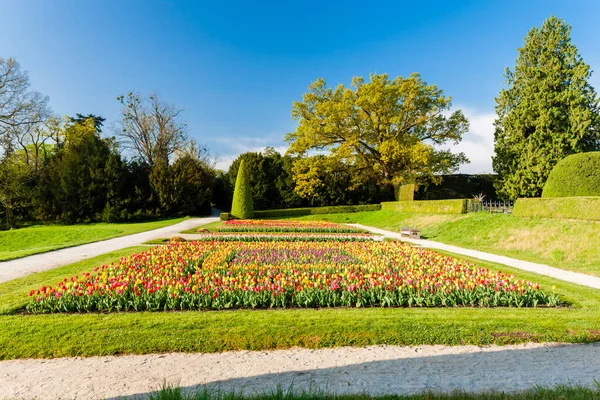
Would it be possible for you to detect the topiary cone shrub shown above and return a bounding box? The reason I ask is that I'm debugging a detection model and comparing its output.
[542,152,600,198]
[230,159,254,219]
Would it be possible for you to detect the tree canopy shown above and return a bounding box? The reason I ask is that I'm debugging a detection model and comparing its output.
[493,16,600,199]
[285,73,469,197]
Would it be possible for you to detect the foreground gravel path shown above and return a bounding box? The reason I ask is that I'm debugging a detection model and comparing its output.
[2,343,600,399]
[0,214,219,284]
[350,223,600,289]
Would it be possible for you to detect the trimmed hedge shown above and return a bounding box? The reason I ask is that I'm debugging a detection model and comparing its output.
[230,160,254,219]
[542,152,600,198]
[220,212,231,221]
[398,184,415,201]
[513,197,600,221]
[381,199,468,214]
[253,204,381,218]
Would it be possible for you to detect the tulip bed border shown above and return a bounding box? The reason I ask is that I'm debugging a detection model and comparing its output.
[26,240,560,314]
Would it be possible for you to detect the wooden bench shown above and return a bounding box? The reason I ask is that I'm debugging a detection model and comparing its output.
[400,227,420,239]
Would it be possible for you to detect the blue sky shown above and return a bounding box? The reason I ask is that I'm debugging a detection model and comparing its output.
[2,0,600,172]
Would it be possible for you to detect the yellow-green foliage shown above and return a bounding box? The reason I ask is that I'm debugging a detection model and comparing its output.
[381,199,467,214]
[513,197,600,221]
[542,152,600,198]
[230,160,254,219]
[398,184,415,201]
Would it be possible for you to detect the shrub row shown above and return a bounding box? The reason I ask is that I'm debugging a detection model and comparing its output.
[381,199,468,214]
[220,204,381,220]
[513,196,600,221]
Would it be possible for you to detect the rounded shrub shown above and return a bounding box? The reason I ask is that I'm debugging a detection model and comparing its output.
[542,152,600,198]
[230,159,254,219]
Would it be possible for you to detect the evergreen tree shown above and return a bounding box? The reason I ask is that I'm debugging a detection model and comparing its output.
[493,16,600,199]
[230,159,254,219]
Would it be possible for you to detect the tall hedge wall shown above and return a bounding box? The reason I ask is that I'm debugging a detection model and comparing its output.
[513,197,600,221]
[542,152,600,198]
[416,174,499,201]
[221,204,381,220]
[381,199,468,214]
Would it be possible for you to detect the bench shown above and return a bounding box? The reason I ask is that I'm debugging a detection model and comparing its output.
[400,226,420,239]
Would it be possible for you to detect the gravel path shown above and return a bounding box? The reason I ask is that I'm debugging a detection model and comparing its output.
[0,214,219,284]
[350,223,600,289]
[2,343,600,399]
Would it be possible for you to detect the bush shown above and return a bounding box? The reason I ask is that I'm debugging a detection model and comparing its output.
[381,199,467,214]
[542,152,600,198]
[513,197,600,220]
[253,204,381,218]
[220,212,231,221]
[230,159,254,219]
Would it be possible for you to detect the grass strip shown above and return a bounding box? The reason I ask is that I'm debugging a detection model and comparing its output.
[147,383,600,400]
[0,218,186,261]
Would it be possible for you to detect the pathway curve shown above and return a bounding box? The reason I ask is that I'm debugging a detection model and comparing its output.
[2,343,600,399]
[350,223,600,289]
[0,213,219,284]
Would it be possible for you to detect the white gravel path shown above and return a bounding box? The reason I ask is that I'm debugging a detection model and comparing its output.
[350,223,600,290]
[2,343,600,399]
[0,214,219,284]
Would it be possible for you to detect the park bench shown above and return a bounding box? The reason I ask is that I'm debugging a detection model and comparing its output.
[400,227,420,239]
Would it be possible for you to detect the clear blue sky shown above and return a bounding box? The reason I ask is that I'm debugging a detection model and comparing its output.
[2,0,599,172]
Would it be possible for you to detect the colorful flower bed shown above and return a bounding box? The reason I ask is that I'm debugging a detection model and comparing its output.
[27,241,560,313]
[194,232,375,242]
[217,219,366,233]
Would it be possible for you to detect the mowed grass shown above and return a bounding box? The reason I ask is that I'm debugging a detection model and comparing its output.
[0,218,186,261]
[1,244,600,360]
[181,221,223,233]
[148,383,600,400]
[291,211,600,276]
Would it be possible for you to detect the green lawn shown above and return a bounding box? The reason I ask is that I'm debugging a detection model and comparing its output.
[0,218,186,261]
[180,220,223,233]
[149,383,600,400]
[290,211,600,276]
[1,244,600,360]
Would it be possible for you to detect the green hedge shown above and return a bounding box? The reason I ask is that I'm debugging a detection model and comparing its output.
[220,212,231,221]
[513,197,600,221]
[397,184,415,201]
[221,204,381,220]
[542,152,600,198]
[381,199,468,214]
[254,204,381,218]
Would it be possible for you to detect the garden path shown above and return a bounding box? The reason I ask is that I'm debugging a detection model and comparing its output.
[350,223,600,290]
[2,343,600,399]
[0,213,219,284]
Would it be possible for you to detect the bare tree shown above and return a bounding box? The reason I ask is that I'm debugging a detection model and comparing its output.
[115,92,187,166]
[0,58,50,154]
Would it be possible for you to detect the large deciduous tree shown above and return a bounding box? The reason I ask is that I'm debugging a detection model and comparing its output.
[115,92,187,167]
[493,16,600,199]
[0,58,50,151]
[285,73,469,198]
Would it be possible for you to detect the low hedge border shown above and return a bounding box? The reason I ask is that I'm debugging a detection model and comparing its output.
[220,204,381,220]
[513,196,600,221]
[381,199,468,214]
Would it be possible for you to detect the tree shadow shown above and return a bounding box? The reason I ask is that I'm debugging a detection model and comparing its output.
[109,343,600,399]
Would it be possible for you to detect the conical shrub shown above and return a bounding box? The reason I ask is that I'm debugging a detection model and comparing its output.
[230,159,254,219]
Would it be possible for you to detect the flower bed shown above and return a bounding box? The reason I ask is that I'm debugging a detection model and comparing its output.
[196,232,375,242]
[217,219,366,233]
[27,241,559,313]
